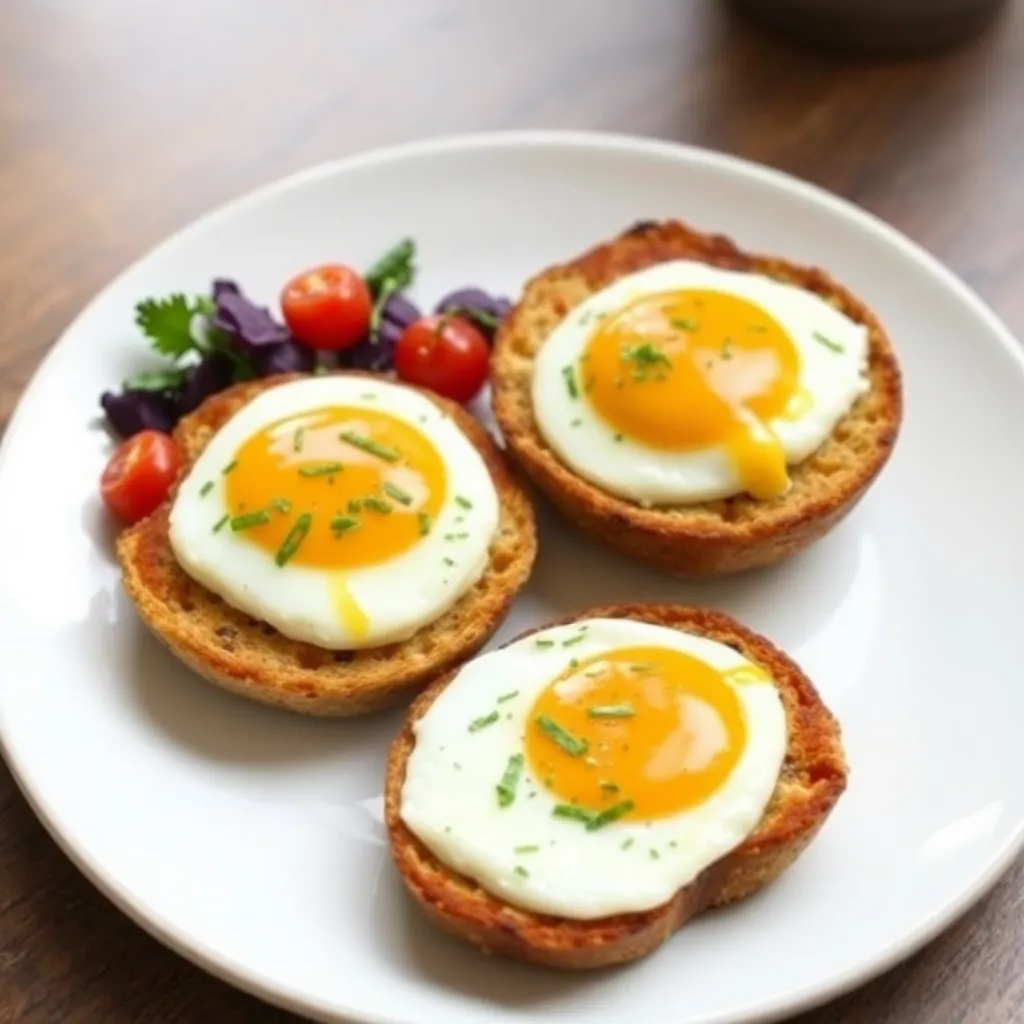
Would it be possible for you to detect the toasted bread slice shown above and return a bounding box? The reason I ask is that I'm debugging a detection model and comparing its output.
[385,603,847,969]
[117,373,537,716]
[491,220,903,577]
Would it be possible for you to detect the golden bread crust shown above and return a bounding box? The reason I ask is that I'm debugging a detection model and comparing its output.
[116,373,537,716]
[385,604,847,969]
[490,220,903,577]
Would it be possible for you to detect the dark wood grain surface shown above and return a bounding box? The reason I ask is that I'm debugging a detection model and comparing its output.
[2,1,1024,1021]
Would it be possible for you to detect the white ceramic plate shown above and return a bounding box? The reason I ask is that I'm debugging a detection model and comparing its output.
[1,132,1023,1024]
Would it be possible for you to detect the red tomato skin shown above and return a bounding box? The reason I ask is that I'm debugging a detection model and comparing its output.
[101,430,182,524]
[394,315,490,403]
[280,263,372,351]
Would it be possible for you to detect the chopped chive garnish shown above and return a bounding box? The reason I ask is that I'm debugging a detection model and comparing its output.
[621,838,635,850]
[298,462,343,478]
[498,690,519,703]
[649,848,661,860]
[455,494,473,510]
[534,639,555,649]
[670,317,698,331]
[749,324,767,333]
[330,515,360,534]
[721,337,734,360]
[269,497,292,514]
[623,342,671,371]
[382,481,413,506]
[569,658,579,669]
[586,800,635,831]
[339,430,399,462]
[571,418,583,427]
[515,844,540,854]
[347,498,363,513]
[212,514,229,533]
[443,532,469,541]
[535,715,589,757]
[199,481,214,497]
[443,556,455,567]
[514,865,529,878]
[562,632,586,648]
[275,512,312,567]
[613,433,623,443]
[417,512,431,536]
[469,711,499,732]
[362,497,392,514]
[230,510,271,531]
[496,753,524,807]
[221,459,239,475]
[293,427,305,452]
[629,663,655,673]
[562,364,579,399]
[812,330,844,353]
[588,704,636,719]
[553,804,597,824]
[600,781,620,792]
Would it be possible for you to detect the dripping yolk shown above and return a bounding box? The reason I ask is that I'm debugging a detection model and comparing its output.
[582,289,800,499]
[524,645,753,820]
[223,405,447,569]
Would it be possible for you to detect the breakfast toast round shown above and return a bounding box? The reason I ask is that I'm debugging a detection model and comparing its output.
[117,372,537,716]
[385,603,847,969]
[491,220,902,577]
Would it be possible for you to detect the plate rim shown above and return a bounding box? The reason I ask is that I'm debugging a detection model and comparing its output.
[2,128,1023,1024]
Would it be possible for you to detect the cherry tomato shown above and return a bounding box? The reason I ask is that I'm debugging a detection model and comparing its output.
[394,315,490,403]
[101,430,182,524]
[280,263,372,351]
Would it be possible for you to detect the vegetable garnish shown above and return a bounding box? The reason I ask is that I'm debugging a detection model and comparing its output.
[135,294,214,360]
[275,512,312,567]
[229,510,271,531]
[292,427,305,452]
[212,514,229,533]
[812,330,844,353]
[562,632,586,648]
[347,498,363,513]
[442,556,456,567]
[298,462,344,477]
[670,317,698,331]
[199,481,214,497]
[446,305,500,331]
[269,497,293,514]
[417,512,431,536]
[469,711,500,733]
[621,838,635,850]
[339,430,399,462]
[534,638,555,649]
[382,481,413,506]
[721,337,734,360]
[496,754,524,807]
[649,849,661,860]
[455,494,473,510]
[514,866,530,878]
[222,459,239,475]
[562,365,579,399]
[362,496,393,514]
[585,800,635,831]
[553,804,597,825]
[497,690,519,703]
[587,704,636,718]
[443,532,470,541]
[122,368,187,393]
[535,715,589,757]
[623,342,671,381]
[514,844,540,854]
[600,781,620,792]
[329,515,360,534]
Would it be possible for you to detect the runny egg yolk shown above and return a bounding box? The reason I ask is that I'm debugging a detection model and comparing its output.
[582,289,801,499]
[223,405,447,569]
[525,645,759,820]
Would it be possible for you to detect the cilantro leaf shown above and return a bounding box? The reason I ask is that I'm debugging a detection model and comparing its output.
[134,294,207,359]
[122,368,188,392]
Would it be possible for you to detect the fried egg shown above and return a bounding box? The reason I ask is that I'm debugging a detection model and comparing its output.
[532,259,871,504]
[400,618,787,919]
[169,376,500,650]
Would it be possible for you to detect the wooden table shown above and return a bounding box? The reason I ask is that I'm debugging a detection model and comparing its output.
[2,1,1024,1020]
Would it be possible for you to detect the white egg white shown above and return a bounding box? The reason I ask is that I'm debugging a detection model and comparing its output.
[168,376,500,650]
[399,618,787,920]
[532,259,871,505]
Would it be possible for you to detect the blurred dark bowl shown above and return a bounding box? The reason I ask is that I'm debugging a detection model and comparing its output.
[730,0,1010,54]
